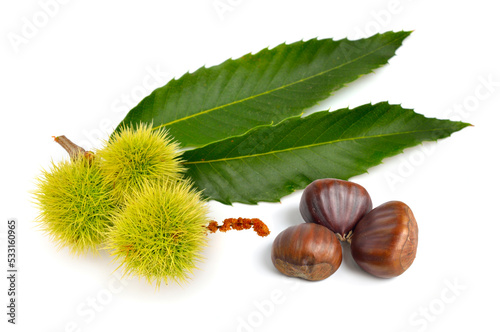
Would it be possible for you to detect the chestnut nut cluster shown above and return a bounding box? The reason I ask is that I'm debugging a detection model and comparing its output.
[271,179,418,281]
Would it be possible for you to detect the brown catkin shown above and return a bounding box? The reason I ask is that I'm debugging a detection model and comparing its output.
[206,218,270,237]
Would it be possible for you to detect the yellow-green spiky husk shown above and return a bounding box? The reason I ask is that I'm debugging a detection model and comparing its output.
[34,155,116,255]
[107,180,209,287]
[98,124,184,202]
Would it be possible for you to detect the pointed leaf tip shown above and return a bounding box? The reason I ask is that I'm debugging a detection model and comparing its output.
[184,103,469,204]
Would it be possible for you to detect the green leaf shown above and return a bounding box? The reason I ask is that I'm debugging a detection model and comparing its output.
[115,31,411,147]
[183,103,470,204]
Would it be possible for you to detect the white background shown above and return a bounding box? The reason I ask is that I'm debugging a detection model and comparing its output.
[1,0,499,331]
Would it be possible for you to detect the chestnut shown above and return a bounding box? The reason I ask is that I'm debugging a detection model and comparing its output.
[300,178,372,242]
[350,201,418,278]
[271,223,342,281]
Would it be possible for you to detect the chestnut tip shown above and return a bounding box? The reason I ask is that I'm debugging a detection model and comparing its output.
[299,178,372,241]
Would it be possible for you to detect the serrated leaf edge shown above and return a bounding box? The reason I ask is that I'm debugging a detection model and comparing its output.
[184,105,470,166]
[152,31,412,132]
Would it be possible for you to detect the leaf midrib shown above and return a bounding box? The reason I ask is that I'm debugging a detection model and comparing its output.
[184,128,445,165]
[153,34,407,131]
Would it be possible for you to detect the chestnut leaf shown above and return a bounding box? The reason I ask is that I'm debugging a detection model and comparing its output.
[183,102,470,204]
[114,31,411,148]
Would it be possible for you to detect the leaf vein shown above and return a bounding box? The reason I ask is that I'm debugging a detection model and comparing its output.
[184,127,447,165]
[152,35,407,131]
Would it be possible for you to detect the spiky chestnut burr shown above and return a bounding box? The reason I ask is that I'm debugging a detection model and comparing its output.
[34,141,116,255]
[106,180,209,287]
[98,123,184,202]
[35,131,269,286]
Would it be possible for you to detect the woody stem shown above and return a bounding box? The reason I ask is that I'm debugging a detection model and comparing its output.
[53,136,92,160]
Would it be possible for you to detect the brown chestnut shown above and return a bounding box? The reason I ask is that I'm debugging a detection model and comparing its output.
[271,223,342,281]
[350,201,418,278]
[300,178,372,242]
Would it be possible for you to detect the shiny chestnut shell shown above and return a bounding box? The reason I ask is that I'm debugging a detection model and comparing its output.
[350,201,418,278]
[300,179,372,241]
[271,223,342,281]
